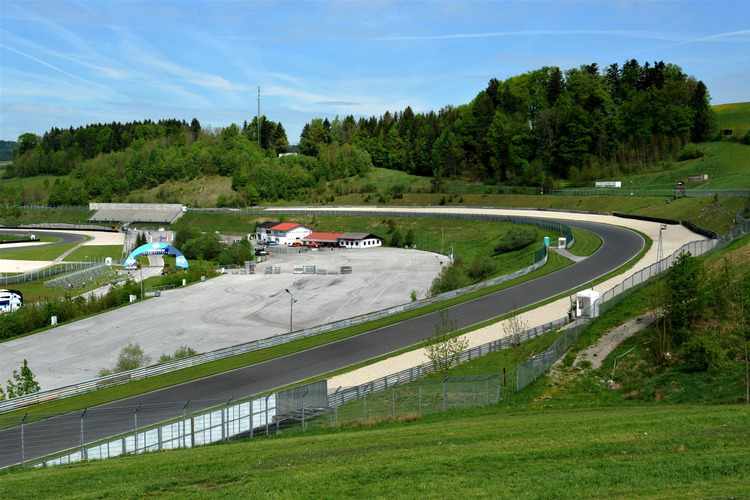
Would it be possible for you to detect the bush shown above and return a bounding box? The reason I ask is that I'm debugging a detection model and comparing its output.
[677,143,704,161]
[468,254,496,281]
[99,342,152,376]
[390,229,403,247]
[429,264,469,295]
[159,344,197,363]
[494,226,536,253]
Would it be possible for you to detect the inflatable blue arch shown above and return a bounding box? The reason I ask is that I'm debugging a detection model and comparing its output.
[124,242,189,269]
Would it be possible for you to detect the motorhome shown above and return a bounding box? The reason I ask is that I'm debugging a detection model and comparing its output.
[0,289,22,314]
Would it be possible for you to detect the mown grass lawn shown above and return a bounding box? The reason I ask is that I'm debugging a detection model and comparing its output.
[63,245,125,262]
[0,241,80,261]
[2,403,747,498]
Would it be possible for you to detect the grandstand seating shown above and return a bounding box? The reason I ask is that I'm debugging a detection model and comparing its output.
[45,263,123,290]
[88,203,184,224]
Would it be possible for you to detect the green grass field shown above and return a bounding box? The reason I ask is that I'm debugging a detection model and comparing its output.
[63,245,125,262]
[0,241,80,261]
[2,403,747,498]
[714,101,750,134]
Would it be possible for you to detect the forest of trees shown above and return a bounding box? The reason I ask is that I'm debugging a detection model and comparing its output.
[298,59,716,187]
[4,59,717,206]
[0,140,18,162]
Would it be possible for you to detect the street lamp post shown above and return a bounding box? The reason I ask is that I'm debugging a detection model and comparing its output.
[285,289,297,332]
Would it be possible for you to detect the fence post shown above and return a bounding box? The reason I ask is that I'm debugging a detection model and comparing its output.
[133,404,141,455]
[20,413,27,468]
[182,400,189,449]
[458,378,462,409]
[392,386,396,417]
[333,387,341,427]
[80,408,87,460]
[301,388,309,431]
[419,380,423,416]
[472,376,477,407]
[224,396,233,441]
[443,377,448,411]
[266,394,272,436]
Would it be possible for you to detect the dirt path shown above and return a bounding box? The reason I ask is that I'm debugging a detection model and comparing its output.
[573,313,656,370]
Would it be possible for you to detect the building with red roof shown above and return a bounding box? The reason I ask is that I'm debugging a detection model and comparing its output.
[303,232,344,246]
[267,223,313,245]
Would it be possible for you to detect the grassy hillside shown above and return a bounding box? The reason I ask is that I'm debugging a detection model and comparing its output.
[714,101,750,135]
[2,404,747,497]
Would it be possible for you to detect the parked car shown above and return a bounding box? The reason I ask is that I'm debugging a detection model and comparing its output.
[255,249,269,256]
[268,241,278,246]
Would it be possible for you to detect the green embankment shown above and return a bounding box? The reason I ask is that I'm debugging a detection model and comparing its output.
[1,404,747,498]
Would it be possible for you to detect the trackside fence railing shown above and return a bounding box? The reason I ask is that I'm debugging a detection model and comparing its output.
[0,261,106,287]
[0,213,566,414]
[0,381,328,469]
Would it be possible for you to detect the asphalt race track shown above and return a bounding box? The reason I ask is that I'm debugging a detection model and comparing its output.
[0,230,85,252]
[0,219,643,468]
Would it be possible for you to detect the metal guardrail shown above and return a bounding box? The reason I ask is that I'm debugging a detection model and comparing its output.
[544,188,750,198]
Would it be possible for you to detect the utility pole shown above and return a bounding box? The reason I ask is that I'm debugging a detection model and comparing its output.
[257,86,261,148]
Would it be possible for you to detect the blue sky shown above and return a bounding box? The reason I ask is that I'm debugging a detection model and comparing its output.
[1,1,748,144]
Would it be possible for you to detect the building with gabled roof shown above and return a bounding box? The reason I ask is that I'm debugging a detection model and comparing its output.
[304,232,344,246]
[268,223,314,245]
[338,232,383,248]
[255,221,279,242]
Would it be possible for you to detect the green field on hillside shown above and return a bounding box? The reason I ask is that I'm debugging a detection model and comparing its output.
[2,404,747,498]
[714,101,750,133]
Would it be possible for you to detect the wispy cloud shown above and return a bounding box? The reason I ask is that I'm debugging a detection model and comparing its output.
[376,29,683,42]
[0,42,116,99]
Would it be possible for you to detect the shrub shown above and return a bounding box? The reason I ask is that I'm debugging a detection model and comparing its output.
[99,342,152,376]
[159,344,197,363]
[494,226,537,253]
[677,143,704,161]
[429,264,469,295]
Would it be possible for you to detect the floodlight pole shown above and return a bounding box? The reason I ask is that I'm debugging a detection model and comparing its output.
[285,288,296,332]
[657,224,667,272]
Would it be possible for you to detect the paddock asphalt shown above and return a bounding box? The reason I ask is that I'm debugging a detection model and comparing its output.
[0,247,443,390]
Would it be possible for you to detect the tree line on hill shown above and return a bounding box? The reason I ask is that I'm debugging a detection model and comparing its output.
[298,60,716,187]
[3,59,721,206]
[3,113,373,207]
[0,140,18,162]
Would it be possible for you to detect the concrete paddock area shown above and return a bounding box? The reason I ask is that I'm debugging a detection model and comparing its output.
[0,247,444,391]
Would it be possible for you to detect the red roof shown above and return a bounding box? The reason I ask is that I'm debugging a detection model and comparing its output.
[271,223,301,231]
[304,232,343,242]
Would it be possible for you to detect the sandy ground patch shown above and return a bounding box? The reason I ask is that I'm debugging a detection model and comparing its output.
[573,314,656,370]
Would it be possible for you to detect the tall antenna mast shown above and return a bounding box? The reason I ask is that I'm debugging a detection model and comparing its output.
[257,86,261,148]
